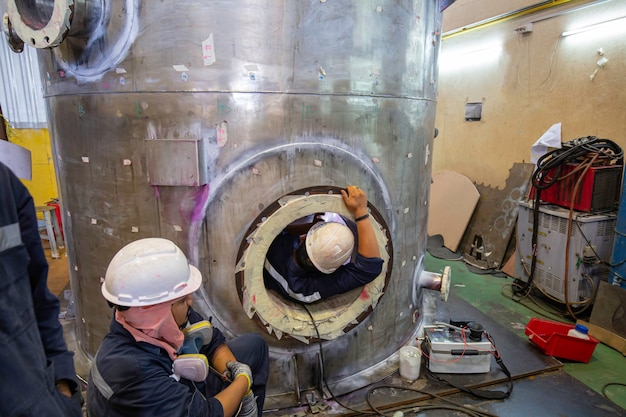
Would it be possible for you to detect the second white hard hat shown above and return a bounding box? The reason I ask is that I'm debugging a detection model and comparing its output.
[102,238,202,307]
[305,222,355,274]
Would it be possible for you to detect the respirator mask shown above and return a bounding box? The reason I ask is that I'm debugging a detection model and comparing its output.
[172,320,213,382]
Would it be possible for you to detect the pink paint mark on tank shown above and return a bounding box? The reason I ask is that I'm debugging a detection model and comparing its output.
[191,185,210,223]
[359,289,370,300]
[188,184,211,259]
[252,294,256,304]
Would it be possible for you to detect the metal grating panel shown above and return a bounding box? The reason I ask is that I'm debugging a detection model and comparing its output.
[598,219,616,237]
[0,41,47,129]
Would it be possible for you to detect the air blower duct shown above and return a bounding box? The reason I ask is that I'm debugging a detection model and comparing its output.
[5,0,449,409]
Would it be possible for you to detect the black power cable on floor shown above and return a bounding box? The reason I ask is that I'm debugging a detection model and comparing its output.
[365,385,499,417]
[301,303,378,415]
[301,304,503,417]
[601,382,626,410]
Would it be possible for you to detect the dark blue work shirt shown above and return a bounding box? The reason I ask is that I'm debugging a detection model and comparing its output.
[87,308,227,417]
[264,220,384,303]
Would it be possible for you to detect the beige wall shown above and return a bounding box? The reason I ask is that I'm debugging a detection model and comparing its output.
[434,0,626,189]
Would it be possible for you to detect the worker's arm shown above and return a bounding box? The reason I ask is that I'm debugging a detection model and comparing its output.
[341,185,380,259]
[210,343,237,375]
[211,344,250,417]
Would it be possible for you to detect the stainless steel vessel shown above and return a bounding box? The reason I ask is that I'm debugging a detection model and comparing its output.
[5,0,444,408]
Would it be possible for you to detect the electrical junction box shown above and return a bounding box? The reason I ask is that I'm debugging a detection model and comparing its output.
[514,23,534,34]
[515,200,616,303]
[422,327,492,374]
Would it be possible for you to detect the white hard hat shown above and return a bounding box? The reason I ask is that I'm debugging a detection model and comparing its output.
[305,222,355,274]
[102,238,202,307]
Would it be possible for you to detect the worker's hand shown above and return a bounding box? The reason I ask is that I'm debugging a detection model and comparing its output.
[341,185,368,218]
[237,391,258,417]
[226,361,253,391]
[56,380,72,398]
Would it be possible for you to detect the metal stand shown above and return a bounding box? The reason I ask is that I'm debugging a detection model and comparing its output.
[37,205,64,259]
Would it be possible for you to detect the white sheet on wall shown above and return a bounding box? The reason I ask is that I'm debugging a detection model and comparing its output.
[530,122,562,165]
[0,140,32,180]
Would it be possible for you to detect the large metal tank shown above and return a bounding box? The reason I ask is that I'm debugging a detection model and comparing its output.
[5,0,445,408]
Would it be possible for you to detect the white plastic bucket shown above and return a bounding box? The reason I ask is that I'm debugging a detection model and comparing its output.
[399,346,421,380]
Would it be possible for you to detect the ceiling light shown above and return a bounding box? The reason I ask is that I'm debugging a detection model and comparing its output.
[561,16,626,37]
[439,45,502,72]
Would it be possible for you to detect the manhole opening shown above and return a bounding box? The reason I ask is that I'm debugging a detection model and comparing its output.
[235,186,393,343]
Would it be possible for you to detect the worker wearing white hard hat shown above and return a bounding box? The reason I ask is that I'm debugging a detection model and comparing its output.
[264,185,384,303]
[87,238,269,417]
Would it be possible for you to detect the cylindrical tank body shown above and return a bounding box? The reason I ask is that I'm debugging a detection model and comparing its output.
[8,0,443,407]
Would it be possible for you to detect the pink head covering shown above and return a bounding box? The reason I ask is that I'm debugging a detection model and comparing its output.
[115,301,184,361]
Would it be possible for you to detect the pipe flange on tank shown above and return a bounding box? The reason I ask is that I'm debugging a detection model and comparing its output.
[440,265,451,302]
[7,0,139,81]
[6,0,73,48]
[235,189,392,343]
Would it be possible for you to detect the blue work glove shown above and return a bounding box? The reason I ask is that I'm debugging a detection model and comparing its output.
[226,361,253,391]
[236,391,258,417]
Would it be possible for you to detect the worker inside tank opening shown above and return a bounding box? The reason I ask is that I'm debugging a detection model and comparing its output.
[87,238,269,417]
[264,185,384,303]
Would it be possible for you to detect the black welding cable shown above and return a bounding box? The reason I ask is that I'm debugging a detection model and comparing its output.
[512,183,541,296]
[601,382,626,409]
[513,136,623,296]
[300,303,379,415]
[365,385,500,417]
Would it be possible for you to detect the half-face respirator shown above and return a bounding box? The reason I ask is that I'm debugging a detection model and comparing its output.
[172,320,213,381]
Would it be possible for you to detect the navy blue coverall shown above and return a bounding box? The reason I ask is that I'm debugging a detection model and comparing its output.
[264,219,384,303]
[0,162,82,417]
[87,308,269,417]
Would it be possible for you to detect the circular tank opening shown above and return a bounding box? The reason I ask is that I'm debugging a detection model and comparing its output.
[235,186,392,343]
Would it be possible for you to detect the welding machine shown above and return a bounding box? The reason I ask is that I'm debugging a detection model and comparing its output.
[530,163,622,212]
[422,322,492,374]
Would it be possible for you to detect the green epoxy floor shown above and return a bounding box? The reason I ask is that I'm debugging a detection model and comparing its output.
[424,253,626,410]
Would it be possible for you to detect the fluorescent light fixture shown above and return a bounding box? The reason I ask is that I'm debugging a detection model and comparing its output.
[561,16,626,37]
[439,46,502,72]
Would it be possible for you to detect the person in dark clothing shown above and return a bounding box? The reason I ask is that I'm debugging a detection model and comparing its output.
[87,237,269,417]
[0,161,82,417]
[264,185,384,303]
